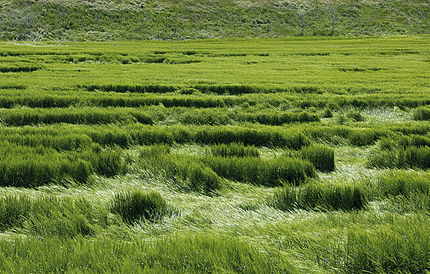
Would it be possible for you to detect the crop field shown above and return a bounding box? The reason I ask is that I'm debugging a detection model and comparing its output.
[0,36,429,272]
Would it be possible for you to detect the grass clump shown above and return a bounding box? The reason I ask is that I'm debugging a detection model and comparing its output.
[374,170,430,198]
[210,143,259,157]
[272,183,367,211]
[202,156,315,186]
[81,145,126,177]
[159,156,222,194]
[346,109,365,122]
[368,144,430,169]
[109,191,169,224]
[297,144,335,172]
[186,162,222,194]
[0,66,41,73]
[412,107,430,121]
[321,108,333,118]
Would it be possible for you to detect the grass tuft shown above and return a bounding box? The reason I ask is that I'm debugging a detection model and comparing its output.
[272,183,367,211]
[110,191,169,224]
[297,144,335,172]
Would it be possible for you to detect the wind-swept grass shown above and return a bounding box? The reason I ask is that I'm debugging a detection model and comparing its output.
[150,155,222,194]
[0,194,107,237]
[0,66,41,73]
[0,234,293,273]
[0,142,125,187]
[344,217,430,273]
[0,94,226,108]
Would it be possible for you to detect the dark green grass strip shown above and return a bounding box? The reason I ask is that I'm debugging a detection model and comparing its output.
[272,184,366,211]
[201,156,316,186]
[0,108,153,126]
[0,94,226,108]
[0,66,41,73]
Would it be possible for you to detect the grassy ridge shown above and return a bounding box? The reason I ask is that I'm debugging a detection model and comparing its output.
[0,0,429,41]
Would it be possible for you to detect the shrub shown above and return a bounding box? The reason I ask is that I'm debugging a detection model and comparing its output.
[109,191,169,224]
[272,183,366,211]
[297,145,335,172]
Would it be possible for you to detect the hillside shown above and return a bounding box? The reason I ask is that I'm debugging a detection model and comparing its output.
[0,0,429,41]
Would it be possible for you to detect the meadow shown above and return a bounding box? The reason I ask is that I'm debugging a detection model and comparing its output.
[0,36,429,272]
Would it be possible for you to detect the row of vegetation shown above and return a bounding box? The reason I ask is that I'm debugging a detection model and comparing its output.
[1,122,428,152]
[0,92,429,109]
[0,142,125,187]
[0,107,319,126]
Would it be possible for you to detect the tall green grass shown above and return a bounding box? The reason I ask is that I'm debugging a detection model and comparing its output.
[0,66,41,73]
[412,106,430,121]
[153,155,223,194]
[373,171,430,198]
[344,218,430,273]
[0,142,125,187]
[296,144,335,172]
[84,84,176,94]
[110,191,170,224]
[202,156,315,186]
[272,183,366,211]
[0,234,292,273]
[0,194,107,237]
[0,94,226,108]
[210,143,259,157]
[0,194,31,231]
[0,107,154,126]
[0,133,93,151]
[368,145,430,169]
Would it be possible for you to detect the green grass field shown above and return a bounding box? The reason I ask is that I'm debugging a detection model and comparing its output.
[0,36,429,272]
